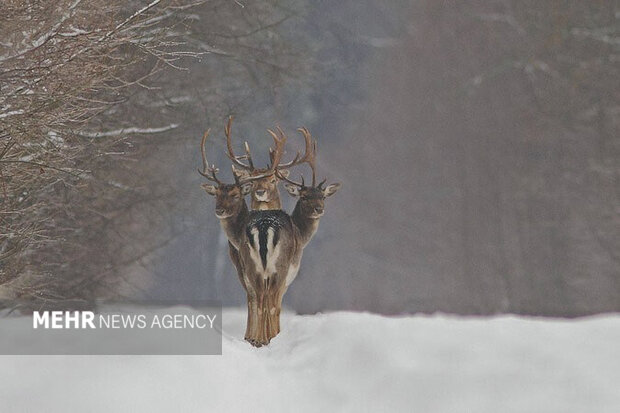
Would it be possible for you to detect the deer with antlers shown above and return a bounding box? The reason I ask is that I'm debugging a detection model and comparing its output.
[198,126,272,342]
[199,121,293,344]
[224,116,313,211]
[200,120,340,346]
[278,128,341,252]
[240,127,340,345]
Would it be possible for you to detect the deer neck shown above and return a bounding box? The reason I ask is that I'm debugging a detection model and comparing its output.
[219,201,249,250]
[291,201,320,247]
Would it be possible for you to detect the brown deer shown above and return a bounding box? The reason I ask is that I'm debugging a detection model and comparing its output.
[276,128,341,287]
[224,116,313,211]
[240,128,340,345]
[200,123,340,347]
[198,126,283,343]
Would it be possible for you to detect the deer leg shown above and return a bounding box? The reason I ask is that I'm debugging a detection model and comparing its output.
[243,275,262,346]
[273,285,287,335]
[252,277,279,346]
[260,277,284,342]
[245,292,258,344]
[265,293,278,341]
[262,278,273,345]
[246,276,283,346]
[249,278,268,347]
[263,278,274,341]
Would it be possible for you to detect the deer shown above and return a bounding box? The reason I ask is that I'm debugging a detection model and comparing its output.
[200,122,340,347]
[240,127,341,345]
[198,126,284,344]
[224,116,313,211]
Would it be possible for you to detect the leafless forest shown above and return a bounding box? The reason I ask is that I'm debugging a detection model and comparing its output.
[1,1,618,316]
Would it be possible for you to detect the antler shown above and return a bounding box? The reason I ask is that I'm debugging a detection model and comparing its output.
[276,127,320,187]
[266,126,287,169]
[198,129,222,184]
[225,116,255,171]
[223,117,317,184]
[238,126,287,181]
[273,127,315,172]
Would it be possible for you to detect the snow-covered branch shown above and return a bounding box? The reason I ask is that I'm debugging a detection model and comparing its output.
[77,124,179,138]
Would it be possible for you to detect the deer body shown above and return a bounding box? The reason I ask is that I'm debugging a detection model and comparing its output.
[201,181,260,340]
[204,186,288,345]
[235,182,341,345]
[235,210,295,343]
[207,207,297,345]
[200,119,340,346]
[282,182,341,286]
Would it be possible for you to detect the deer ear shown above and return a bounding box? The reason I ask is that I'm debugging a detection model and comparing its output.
[323,183,341,197]
[201,183,218,196]
[284,184,300,197]
[241,182,253,195]
[277,170,290,178]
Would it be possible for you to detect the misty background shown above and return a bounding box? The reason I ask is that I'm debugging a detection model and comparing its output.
[146,1,620,316]
[2,1,618,316]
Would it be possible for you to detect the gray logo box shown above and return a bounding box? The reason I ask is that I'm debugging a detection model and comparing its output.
[0,301,222,355]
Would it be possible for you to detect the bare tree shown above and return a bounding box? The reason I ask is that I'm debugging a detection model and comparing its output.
[0,0,308,309]
[0,0,204,307]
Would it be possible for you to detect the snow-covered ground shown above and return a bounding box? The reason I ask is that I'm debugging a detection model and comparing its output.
[1,308,619,412]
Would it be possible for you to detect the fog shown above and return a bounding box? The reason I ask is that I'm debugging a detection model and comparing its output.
[138,1,619,316]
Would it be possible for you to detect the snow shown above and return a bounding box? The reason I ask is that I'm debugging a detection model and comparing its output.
[59,26,90,37]
[1,308,619,412]
[77,124,179,138]
[0,0,83,63]
[0,109,25,119]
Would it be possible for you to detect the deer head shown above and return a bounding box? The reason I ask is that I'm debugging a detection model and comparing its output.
[283,180,341,218]
[277,128,341,219]
[225,117,314,210]
[198,128,254,219]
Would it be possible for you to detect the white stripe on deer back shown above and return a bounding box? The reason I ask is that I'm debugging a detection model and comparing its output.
[247,227,263,274]
[264,227,281,280]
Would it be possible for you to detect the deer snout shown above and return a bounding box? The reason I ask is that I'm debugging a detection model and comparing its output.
[254,189,269,201]
[215,208,226,217]
[313,206,324,215]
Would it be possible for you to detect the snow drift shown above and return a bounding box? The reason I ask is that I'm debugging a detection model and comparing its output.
[1,308,619,412]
